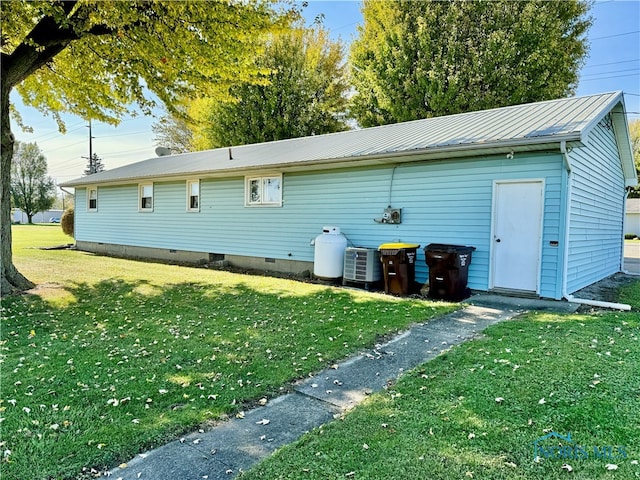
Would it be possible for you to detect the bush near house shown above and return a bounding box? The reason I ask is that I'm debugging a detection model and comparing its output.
[61,206,74,238]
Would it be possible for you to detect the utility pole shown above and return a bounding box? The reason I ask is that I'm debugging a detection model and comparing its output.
[81,119,95,174]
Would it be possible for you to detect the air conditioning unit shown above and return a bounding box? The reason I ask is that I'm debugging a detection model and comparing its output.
[343,247,382,285]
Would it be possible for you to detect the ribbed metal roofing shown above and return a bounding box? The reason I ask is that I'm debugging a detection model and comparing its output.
[62,91,635,187]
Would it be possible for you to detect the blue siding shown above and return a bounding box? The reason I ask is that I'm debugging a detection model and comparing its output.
[566,116,625,293]
[76,153,565,295]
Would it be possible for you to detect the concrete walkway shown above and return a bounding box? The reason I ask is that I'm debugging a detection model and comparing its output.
[110,295,578,480]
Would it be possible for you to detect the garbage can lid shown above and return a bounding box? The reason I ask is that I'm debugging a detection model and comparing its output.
[378,242,420,250]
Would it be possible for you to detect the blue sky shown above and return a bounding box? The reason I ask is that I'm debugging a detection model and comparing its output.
[10,0,640,185]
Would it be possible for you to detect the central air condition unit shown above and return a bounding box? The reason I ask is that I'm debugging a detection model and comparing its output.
[343,247,382,286]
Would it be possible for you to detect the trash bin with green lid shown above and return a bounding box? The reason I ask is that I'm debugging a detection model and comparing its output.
[378,243,420,295]
[424,243,476,300]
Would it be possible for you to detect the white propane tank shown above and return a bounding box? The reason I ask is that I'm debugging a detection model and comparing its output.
[313,226,348,280]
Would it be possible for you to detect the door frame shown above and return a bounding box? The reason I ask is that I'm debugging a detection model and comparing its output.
[489,179,545,294]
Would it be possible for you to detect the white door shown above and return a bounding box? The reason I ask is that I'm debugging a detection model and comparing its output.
[491,181,544,293]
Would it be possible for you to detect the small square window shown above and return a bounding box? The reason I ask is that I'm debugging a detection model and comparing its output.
[139,183,153,211]
[187,180,200,212]
[87,187,98,211]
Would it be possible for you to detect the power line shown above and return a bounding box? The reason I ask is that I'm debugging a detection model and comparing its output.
[581,72,640,82]
[591,30,640,41]
[581,67,640,78]
[583,59,640,69]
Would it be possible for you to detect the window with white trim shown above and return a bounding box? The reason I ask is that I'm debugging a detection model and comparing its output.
[245,175,282,206]
[87,186,98,212]
[187,180,200,212]
[139,183,154,211]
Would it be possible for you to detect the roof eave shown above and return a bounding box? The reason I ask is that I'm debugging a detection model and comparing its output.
[60,136,580,188]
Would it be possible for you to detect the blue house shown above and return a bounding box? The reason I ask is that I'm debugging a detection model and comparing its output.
[61,92,636,300]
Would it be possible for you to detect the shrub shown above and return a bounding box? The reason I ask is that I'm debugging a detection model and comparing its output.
[61,207,74,238]
[624,233,638,240]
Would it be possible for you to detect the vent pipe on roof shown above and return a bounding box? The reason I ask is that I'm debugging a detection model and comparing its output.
[155,147,171,157]
[229,148,233,160]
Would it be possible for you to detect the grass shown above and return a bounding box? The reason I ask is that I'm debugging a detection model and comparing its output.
[240,286,640,479]
[0,225,457,480]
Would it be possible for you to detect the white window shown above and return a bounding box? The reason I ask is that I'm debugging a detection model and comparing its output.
[187,180,200,212]
[139,183,153,212]
[87,186,98,212]
[245,175,282,206]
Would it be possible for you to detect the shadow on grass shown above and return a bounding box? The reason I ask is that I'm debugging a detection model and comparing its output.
[1,277,453,480]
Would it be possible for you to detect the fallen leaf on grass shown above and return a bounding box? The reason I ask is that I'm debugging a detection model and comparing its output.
[495,397,504,403]
[605,464,618,470]
[561,464,572,472]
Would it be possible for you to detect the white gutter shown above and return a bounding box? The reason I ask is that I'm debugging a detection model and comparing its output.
[560,141,631,311]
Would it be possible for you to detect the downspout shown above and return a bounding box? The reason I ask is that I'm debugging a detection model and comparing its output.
[560,141,631,311]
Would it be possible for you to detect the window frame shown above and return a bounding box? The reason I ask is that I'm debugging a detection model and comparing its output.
[87,186,98,212]
[139,183,154,212]
[245,174,282,207]
[186,179,200,212]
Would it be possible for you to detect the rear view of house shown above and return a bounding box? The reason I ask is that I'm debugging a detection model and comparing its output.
[61,92,636,300]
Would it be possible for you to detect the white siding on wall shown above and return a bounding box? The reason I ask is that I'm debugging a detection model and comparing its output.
[566,116,625,293]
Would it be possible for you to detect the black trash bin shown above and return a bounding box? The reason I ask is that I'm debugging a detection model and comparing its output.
[425,244,476,301]
[378,243,420,295]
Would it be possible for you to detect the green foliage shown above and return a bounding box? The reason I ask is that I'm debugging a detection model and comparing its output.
[204,26,350,148]
[61,206,74,238]
[10,141,56,223]
[2,0,294,126]
[2,225,455,479]
[349,0,592,127]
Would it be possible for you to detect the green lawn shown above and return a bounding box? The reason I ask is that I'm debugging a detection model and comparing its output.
[1,225,456,480]
[241,286,640,479]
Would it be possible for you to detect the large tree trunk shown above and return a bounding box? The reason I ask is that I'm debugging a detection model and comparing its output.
[1,84,34,295]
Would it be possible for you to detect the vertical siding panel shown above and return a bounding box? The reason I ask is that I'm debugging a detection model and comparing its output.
[567,116,625,293]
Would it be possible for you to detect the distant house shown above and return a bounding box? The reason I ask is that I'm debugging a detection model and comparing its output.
[625,198,640,236]
[12,209,63,224]
[61,92,636,300]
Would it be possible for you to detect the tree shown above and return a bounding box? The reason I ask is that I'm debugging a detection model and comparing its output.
[1,1,293,294]
[204,26,350,148]
[10,142,56,224]
[152,110,193,154]
[83,153,105,176]
[350,0,592,127]
[151,98,214,153]
[628,119,640,198]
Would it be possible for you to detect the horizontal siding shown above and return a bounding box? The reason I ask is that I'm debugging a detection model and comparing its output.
[76,153,564,294]
[566,116,625,293]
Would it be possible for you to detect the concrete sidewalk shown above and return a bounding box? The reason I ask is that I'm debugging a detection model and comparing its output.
[110,295,578,480]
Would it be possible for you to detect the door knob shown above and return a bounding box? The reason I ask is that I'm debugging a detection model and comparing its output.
[496,238,501,243]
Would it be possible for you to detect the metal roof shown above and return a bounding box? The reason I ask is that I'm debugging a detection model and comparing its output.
[61,91,636,187]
